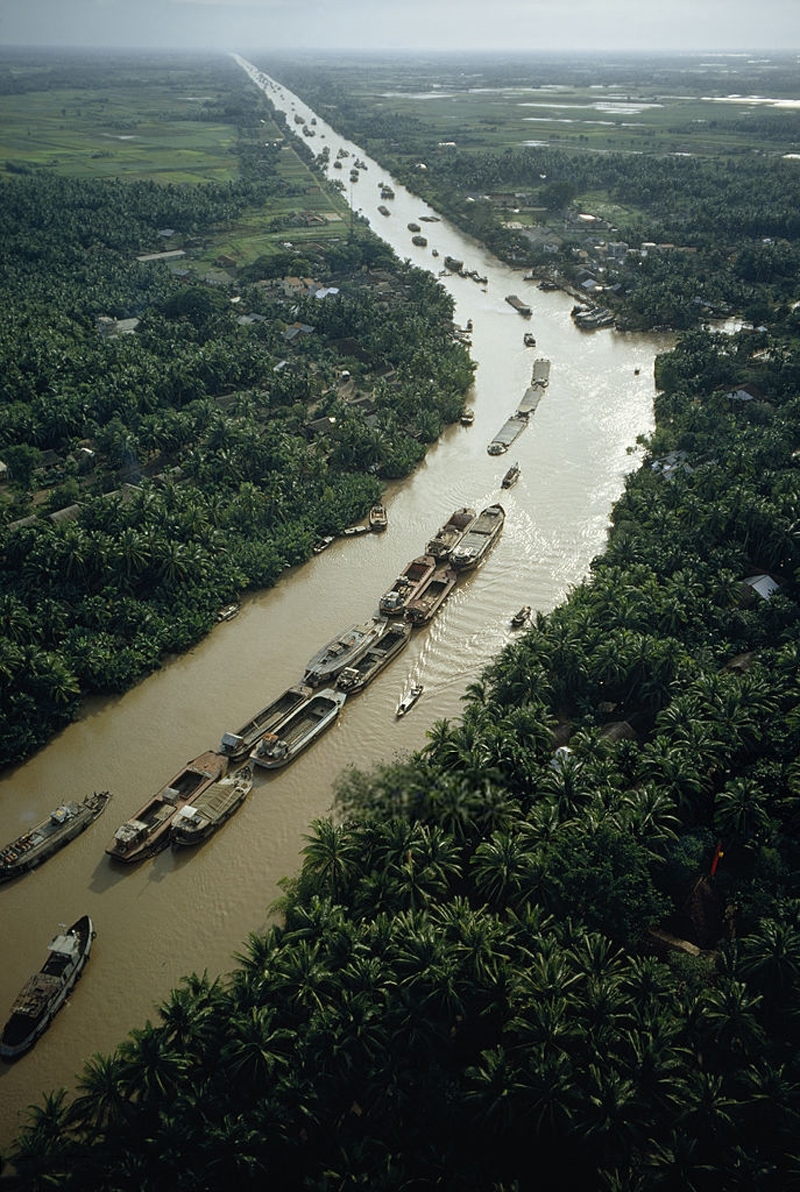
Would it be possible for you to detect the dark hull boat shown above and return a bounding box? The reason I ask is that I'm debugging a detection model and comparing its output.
[336,622,411,693]
[451,504,505,570]
[379,555,437,616]
[0,791,112,883]
[220,685,312,762]
[405,565,458,626]
[0,915,94,1059]
[250,689,346,769]
[170,766,253,846]
[426,507,476,560]
[304,618,387,687]
[106,751,227,863]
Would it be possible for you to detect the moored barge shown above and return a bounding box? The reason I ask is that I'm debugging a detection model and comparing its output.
[106,752,227,863]
[0,791,112,883]
[336,621,412,693]
[304,618,387,687]
[170,766,253,846]
[250,689,346,769]
[450,504,505,570]
[220,685,312,762]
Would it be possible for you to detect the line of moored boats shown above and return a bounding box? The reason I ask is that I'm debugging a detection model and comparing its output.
[1,500,508,1058]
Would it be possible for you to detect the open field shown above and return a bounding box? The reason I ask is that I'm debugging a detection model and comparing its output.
[265,49,800,160]
[0,49,352,268]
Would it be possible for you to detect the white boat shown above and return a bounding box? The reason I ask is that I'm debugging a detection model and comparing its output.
[396,685,423,717]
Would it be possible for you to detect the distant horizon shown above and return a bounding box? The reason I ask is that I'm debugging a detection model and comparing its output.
[1,0,798,57]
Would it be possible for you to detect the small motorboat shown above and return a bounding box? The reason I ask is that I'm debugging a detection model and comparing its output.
[511,606,531,628]
[501,462,520,489]
[369,503,388,532]
[396,685,423,718]
[216,603,239,622]
[460,408,475,427]
[524,332,537,347]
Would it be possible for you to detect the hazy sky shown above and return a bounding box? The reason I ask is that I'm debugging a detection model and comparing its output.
[1,0,799,54]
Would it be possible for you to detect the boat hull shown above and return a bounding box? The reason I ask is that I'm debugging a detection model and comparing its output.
[336,622,411,693]
[170,767,253,846]
[0,792,112,883]
[378,556,436,617]
[0,915,94,1060]
[106,751,227,863]
[250,690,346,769]
[220,685,312,761]
[405,566,458,625]
[304,619,387,687]
[450,504,505,571]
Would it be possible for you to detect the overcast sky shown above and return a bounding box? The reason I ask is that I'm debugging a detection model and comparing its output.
[1,0,799,54]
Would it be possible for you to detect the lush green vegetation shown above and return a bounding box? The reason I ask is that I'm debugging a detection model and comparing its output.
[5,324,800,1188]
[0,55,473,766]
[266,51,800,331]
[4,51,800,1190]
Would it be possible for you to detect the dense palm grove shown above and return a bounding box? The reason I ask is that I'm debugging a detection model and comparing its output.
[5,321,800,1185]
[0,173,472,765]
[5,57,800,1190]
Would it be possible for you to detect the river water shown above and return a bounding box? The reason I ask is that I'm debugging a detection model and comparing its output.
[0,59,669,1146]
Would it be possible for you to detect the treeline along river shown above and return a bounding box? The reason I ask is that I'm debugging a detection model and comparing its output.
[0,58,669,1145]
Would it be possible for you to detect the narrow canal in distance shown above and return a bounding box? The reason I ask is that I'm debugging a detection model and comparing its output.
[0,58,671,1145]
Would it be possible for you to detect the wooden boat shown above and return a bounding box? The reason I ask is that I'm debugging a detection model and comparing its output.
[396,685,423,718]
[451,504,505,571]
[426,506,476,560]
[106,751,227,863]
[304,618,387,687]
[444,256,463,273]
[369,503,388,531]
[220,684,312,762]
[0,915,94,1059]
[501,462,520,489]
[336,622,412,693]
[405,565,458,626]
[0,791,112,883]
[250,689,346,769]
[377,204,390,216]
[312,535,334,554]
[411,234,428,247]
[505,294,532,317]
[170,766,253,847]
[460,408,475,426]
[511,605,531,628]
[378,555,436,616]
[216,603,239,622]
[532,357,551,386]
[408,222,421,232]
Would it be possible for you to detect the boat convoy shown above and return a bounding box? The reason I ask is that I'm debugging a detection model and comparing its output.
[2,483,517,1057]
[488,359,550,455]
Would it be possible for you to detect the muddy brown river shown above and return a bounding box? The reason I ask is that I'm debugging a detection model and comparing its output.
[0,60,670,1146]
